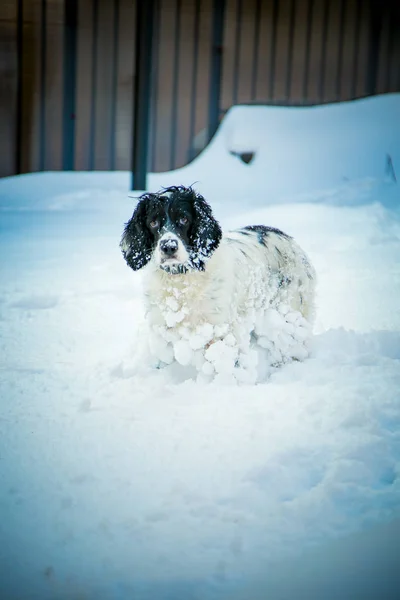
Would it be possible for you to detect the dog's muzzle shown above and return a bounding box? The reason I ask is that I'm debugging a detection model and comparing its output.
[157,235,189,274]
[160,239,178,257]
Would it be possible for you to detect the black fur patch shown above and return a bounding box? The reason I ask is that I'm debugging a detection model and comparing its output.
[241,225,291,246]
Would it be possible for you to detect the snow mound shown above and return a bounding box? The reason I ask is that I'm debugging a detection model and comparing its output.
[152,93,400,204]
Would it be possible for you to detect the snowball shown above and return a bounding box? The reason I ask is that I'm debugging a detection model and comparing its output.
[173,340,193,366]
[224,333,236,347]
[195,323,214,343]
[214,324,229,337]
[165,309,186,328]
[165,296,179,311]
[188,334,206,351]
[263,308,285,329]
[277,303,290,316]
[201,360,215,376]
[149,333,174,364]
[205,340,238,375]
[285,311,301,324]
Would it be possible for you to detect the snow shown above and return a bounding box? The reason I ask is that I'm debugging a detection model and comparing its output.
[1,94,400,599]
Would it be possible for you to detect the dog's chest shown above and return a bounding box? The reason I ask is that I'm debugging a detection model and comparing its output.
[144,269,224,328]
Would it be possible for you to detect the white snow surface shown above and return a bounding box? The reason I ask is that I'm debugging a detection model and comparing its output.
[1,94,400,599]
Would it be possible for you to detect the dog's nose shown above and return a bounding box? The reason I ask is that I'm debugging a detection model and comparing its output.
[160,239,178,256]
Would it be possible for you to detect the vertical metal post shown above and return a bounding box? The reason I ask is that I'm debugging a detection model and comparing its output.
[15,0,23,174]
[208,0,225,142]
[63,0,78,171]
[131,0,155,191]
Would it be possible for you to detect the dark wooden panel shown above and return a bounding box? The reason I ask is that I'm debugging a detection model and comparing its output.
[0,20,18,176]
[322,0,341,101]
[74,0,94,170]
[114,0,135,171]
[306,0,326,102]
[44,1,64,170]
[175,0,196,168]
[377,8,392,94]
[93,0,114,170]
[272,0,291,101]
[388,11,400,91]
[0,0,18,20]
[252,0,274,103]
[289,0,309,102]
[191,0,212,158]
[153,0,177,172]
[338,0,357,100]
[169,0,182,169]
[221,0,236,112]
[21,0,41,173]
[354,0,370,98]
[236,0,256,104]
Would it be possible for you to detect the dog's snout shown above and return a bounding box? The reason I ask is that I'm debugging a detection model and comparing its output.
[160,239,178,256]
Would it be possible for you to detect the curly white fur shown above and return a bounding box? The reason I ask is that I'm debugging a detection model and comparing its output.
[142,227,316,383]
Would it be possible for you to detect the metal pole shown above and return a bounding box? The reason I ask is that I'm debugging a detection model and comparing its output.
[131,0,155,191]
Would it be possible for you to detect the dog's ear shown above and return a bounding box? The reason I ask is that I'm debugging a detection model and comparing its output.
[189,192,222,270]
[120,199,153,271]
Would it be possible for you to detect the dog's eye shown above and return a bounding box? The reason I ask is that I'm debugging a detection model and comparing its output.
[149,219,159,229]
[179,216,188,226]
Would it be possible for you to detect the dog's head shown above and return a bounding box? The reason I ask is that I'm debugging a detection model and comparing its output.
[120,186,222,274]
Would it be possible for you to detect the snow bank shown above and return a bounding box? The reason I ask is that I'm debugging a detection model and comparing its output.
[1,94,399,213]
[154,93,400,204]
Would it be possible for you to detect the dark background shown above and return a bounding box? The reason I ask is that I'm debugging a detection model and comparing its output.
[0,0,399,176]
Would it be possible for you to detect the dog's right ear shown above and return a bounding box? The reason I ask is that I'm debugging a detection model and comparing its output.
[120,199,153,271]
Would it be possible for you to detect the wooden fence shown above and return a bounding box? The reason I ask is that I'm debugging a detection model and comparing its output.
[0,0,399,178]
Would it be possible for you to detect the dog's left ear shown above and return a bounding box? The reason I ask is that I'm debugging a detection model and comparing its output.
[120,199,153,271]
[189,192,222,269]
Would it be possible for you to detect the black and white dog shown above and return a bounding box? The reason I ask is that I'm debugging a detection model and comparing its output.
[121,186,316,382]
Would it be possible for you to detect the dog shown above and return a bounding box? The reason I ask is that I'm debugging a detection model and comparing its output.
[121,186,316,383]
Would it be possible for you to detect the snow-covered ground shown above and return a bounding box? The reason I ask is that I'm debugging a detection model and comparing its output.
[1,94,400,599]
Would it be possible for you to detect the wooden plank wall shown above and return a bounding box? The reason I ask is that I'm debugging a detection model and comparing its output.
[0,1,19,177]
[0,0,399,177]
[151,0,213,172]
[74,0,135,171]
[220,0,400,110]
[0,0,64,176]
